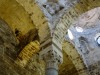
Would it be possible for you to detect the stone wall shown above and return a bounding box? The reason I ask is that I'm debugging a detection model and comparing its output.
[0,17,44,75]
[67,7,100,75]
[16,0,51,43]
[0,0,35,36]
[0,0,100,75]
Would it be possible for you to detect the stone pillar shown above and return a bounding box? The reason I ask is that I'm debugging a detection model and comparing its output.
[39,38,63,75]
[44,51,60,75]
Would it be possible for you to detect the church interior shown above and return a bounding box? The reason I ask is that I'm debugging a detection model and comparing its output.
[0,0,100,75]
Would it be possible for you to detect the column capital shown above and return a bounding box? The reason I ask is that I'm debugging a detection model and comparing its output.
[43,49,62,70]
[39,38,63,72]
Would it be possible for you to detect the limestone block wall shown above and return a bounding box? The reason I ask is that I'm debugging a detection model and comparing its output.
[0,8,44,75]
[0,18,30,75]
[0,0,45,75]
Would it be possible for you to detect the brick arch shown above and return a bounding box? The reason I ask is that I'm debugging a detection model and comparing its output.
[4,0,98,46]
[0,0,44,55]
[53,0,100,47]
[16,0,52,43]
[0,0,52,44]
[16,0,100,45]
[53,0,100,74]
[14,0,100,74]
[66,7,100,75]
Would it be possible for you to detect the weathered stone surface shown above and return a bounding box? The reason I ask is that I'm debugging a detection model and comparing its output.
[59,50,79,75]
[67,7,100,75]
[52,0,100,47]
[16,0,51,43]
[0,18,18,59]
[63,41,88,75]
[0,0,100,75]
[0,0,36,44]
[0,18,43,75]
[16,40,40,67]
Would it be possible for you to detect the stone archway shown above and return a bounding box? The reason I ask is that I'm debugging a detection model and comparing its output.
[0,0,40,55]
[53,0,100,47]
[51,1,100,74]
[0,0,42,75]
[1,0,63,75]
[66,7,100,75]
[16,0,100,75]
[0,0,100,75]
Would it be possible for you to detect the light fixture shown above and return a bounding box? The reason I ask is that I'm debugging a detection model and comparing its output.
[68,29,74,40]
[75,27,83,32]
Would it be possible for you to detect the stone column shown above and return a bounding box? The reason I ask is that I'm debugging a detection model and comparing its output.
[39,38,63,75]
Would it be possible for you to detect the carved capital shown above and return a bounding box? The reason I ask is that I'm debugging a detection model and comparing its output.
[43,50,62,70]
[39,38,63,70]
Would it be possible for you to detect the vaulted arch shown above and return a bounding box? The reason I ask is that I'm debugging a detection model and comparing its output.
[0,0,100,75]
[0,0,36,36]
[16,0,51,43]
[52,0,100,75]
[53,0,100,46]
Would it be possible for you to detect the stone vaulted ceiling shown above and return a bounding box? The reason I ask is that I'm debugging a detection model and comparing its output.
[0,0,100,75]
